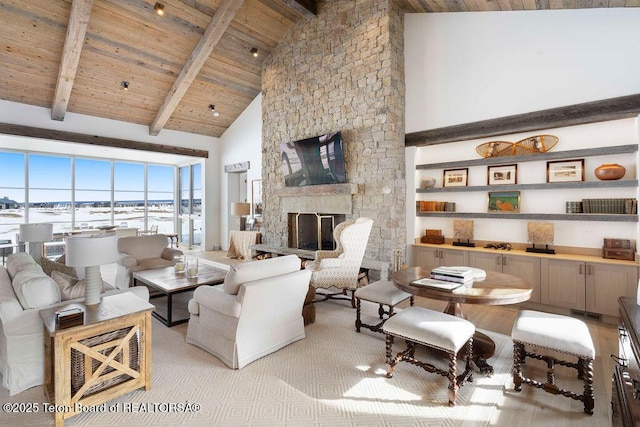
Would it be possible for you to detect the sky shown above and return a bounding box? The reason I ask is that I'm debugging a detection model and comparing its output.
[0,152,178,203]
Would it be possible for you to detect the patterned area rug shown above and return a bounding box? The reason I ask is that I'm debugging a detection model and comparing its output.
[1,299,513,426]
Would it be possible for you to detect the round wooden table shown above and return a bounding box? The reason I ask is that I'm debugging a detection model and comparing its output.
[392,267,532,374]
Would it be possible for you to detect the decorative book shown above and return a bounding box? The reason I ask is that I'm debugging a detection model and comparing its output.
[411,277,465,291]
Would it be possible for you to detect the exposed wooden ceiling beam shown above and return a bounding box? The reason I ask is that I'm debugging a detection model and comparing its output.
[149,0,245,136]
[51,0,94,121]
[0,123,209,158]
[281,0,317,18]
[405,93,640,146]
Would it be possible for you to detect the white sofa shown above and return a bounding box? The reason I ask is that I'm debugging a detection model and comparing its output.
[186,255,311,369]
[0,253,149,396]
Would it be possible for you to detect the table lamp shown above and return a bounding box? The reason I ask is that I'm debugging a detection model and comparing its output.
[231,202,251,231]
[64,234,118,305]
[19,223,53,264]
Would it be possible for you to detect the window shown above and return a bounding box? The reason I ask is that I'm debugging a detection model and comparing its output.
[114,162,145,230]
[0,152,25,255]
[28,154,72,235]
[147,165,175,235]
[75,158,111,228]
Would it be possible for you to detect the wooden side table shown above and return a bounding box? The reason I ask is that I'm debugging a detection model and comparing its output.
[40,293,154,427]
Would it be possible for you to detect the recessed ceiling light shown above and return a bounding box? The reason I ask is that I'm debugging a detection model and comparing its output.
[209,104,220,117]
[121,81,129,91]
[250,47,258,57]
[154,3,165,16]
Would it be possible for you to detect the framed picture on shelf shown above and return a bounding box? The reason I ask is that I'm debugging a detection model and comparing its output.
[546,159,584,183]
[443,168,468,188]
[488,191,520,213]
[251,179,263,218]
[487,164,517,185]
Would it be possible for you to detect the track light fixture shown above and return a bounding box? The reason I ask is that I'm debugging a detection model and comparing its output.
[209,104,220,117]
[250,47,258,57]
[154,3,165,16]
[121,81,129,91]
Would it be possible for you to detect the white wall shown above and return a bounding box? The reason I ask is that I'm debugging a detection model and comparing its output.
[0,99,221,249]
[218,94,263,250]
[404,10,640,251]
[405,9,640,133]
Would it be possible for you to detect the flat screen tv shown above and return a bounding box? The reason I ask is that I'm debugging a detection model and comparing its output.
[280,131,346,187]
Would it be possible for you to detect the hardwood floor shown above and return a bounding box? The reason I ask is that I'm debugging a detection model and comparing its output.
[181,249,617,425]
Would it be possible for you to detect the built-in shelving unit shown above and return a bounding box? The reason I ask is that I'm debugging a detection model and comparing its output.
[415,144,639,223]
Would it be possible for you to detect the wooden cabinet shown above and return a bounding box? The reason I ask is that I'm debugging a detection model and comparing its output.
[414,246,467,271]
[412,243,638,317]
[469,252,541,303]
[586,263,637,316]
[541,258,638,317]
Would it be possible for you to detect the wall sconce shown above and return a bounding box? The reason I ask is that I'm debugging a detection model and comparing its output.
[250,47,258,57]
[154,3,165,16]
[209,104,220,117]
[121,81,129,91]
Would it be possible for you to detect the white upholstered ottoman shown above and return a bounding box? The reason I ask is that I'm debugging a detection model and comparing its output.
[511,309,595,415]
[354,280,414,333]
[383,306,475,406]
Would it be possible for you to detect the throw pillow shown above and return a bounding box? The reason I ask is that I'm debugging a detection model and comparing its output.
[6,252,43,279]
[11,269,61,309]
[51,270,106,301]
[40,256,79,279]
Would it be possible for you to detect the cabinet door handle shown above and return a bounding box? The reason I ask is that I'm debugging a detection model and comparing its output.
[496,256,501,267]
[587,265,593,275]
[503,257,507,266]
[579,264,584,275]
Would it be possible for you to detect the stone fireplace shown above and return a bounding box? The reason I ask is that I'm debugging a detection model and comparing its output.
[259,1,407,267]
[288,212,346,251]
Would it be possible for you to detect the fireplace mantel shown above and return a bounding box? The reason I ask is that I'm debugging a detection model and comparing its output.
[278,183,358,215]
[276,183,358,197]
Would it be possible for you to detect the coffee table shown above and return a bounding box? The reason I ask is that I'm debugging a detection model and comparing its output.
[132,263,227,327]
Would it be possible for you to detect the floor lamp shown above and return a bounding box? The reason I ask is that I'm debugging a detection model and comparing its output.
[19,223,53,264]
[231,202,251,231]
[64,234,118,306]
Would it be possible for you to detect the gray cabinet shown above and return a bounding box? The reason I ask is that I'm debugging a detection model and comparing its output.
[541,258,638,317]
[469,251,541,303]
[413,246,468,271]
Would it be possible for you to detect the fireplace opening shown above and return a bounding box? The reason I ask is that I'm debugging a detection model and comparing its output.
[288,213,346,251]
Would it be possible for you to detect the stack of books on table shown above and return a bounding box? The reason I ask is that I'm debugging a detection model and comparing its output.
[430,266,475,286]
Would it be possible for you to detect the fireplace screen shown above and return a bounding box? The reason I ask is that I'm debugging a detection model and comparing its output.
[288,213,345,251]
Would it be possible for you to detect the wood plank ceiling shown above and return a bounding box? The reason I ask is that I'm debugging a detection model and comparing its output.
[1,0,638,139]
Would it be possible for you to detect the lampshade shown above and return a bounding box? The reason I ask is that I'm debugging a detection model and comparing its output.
[65,234,119,267]
[64,234,118,305]
[19,223,53,242]
[231,202,251,216]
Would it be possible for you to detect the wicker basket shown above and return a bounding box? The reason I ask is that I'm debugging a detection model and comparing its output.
[71,326,139,396]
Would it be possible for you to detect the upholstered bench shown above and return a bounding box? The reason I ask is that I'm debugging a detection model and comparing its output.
[383,306,475,406]
[511,310,595,415]
[354,280,414,333]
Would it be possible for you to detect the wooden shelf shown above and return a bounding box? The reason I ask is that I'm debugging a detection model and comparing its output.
[416,144,637,170]
[417,179,638,193]
[416,211,638,222]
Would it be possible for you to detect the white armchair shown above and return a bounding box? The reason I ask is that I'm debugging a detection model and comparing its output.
[305,217,373,306]
[186,255,311,369]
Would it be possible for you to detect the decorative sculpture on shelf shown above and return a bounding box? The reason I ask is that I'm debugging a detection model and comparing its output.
[526,222,555,254]
[476,135,559,158]
[452,220,475,247]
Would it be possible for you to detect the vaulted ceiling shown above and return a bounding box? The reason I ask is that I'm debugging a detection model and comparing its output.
[1,0,636,139]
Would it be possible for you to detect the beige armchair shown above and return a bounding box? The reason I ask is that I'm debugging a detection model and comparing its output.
[114,234,182,289]
[305,217,373,306]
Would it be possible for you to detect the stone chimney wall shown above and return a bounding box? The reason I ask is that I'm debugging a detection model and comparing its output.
[261,0,406,267]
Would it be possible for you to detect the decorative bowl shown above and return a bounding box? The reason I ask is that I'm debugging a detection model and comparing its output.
[421,177,436,188]
[595,163,625,180]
